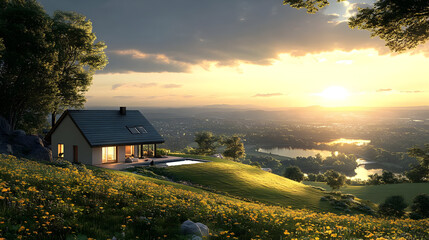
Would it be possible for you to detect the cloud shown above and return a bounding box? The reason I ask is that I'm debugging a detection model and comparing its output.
[162,84,182,89]
[39,0,392,73]
[336,60,353,65]
[253,93,283,97]
[376,88,392,92]
[112,96,135,99]
[112,82,158,90]
[400,90,424,93]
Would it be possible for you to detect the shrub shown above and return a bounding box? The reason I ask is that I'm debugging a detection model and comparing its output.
[284,166,304,182]
[156,148,170,156]
[324,170,346,190]
[378,195,408,218]
[410,194,429,219]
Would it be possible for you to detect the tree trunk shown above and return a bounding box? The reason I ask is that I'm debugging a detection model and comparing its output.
[51,111,56,127]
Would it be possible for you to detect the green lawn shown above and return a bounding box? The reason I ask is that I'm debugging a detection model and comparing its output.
[303,181,429,206]
[144,154,335,212]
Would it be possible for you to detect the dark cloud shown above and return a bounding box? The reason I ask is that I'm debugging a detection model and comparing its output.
[39,0,390,73]
[253,93,283,97]
[376,88,392,92]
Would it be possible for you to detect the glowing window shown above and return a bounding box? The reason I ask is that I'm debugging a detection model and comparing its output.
[102,146,117,163]
[58,144,64,158]
[125,145,135,157]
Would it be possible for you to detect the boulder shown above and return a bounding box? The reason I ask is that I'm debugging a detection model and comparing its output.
[0,144,13,155]
[180,220,209,239]
[0,117,11,135]
[12,134,44,149]
[28,147,52,162]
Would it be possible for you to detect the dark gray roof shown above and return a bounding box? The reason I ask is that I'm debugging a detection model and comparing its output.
[49,110,164,147]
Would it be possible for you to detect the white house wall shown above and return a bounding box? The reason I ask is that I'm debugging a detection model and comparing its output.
[51,115,92,165]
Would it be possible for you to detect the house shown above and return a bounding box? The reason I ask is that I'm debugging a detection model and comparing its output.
[45,107,165,165]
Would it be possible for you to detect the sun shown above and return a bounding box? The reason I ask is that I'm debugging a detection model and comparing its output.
[319,86,349,100]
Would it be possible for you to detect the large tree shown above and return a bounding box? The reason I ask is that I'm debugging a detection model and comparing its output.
[0,0,56,131]
[50,11,107,126]
[222,135,246,161]
[0,1,107,132]
[283,0,429,52]
[194,131,219,155]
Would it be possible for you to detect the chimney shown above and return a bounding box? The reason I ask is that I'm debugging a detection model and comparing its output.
[120,107,126,115]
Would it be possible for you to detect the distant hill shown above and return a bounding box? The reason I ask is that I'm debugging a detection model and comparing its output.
[87,105,429,124]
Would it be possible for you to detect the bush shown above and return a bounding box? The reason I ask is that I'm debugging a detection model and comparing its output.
[284,166,304,182]
[378,195,408,218]
[324,170,346,190]
[156,148,170,156]
[410,194,429,219]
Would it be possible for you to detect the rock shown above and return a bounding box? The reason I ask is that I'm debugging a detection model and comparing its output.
[180,220,209,238]
[12,134,43,149]
[28,147,52,162]
[0,144,13,155]
[13,129,26,136]
[195,223,209,237]
[320,196,328,201]
[0,117,11,135]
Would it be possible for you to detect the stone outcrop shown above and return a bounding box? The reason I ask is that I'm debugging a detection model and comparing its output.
[180,220,210,239]
[0,116,52,161]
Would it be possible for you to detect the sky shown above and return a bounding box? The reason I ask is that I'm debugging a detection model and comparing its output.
[39,0,429,109]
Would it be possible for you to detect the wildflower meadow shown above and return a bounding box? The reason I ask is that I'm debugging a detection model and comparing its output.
[0,155,428,239]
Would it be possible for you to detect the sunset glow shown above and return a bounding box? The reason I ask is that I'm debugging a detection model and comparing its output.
[319,86,350,100]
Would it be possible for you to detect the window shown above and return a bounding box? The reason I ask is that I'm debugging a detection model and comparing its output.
[58,144,64,158]
[102,146,117,163]
[137,126,147,133]
[127,126,147,134]
[125,145,135,158]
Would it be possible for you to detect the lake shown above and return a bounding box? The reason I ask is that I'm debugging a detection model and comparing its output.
[258,147,382,180]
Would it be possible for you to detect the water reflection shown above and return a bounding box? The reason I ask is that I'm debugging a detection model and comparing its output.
[351,164,383,180]
[327,138,371,146]
[258,147,332,158]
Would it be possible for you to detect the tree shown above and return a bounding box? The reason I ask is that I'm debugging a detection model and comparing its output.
[324,170,346,190]
[284,166,304,182]
[406,145,429,182]
[0,1,107,133]
[381,170,397,184]
[378,195,408,218]
[0,0,56,131]
[222,135,246,160]
[410,194,429,219]
[194,131,219,155]
[50,11,107,126]
[283,0,429,52]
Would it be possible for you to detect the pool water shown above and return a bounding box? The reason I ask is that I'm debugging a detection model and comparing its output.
[165,160,205,166]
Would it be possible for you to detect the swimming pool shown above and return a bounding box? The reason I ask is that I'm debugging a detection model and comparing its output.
[165,159,206,166]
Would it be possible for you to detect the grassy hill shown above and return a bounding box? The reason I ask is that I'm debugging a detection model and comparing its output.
[0,155,428,239]
[143,154,335,212]
[304,181,429,207]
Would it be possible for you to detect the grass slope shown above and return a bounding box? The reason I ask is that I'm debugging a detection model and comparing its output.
[304,181,429,206]
[146,154,334,212]
[0,155,428,239]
